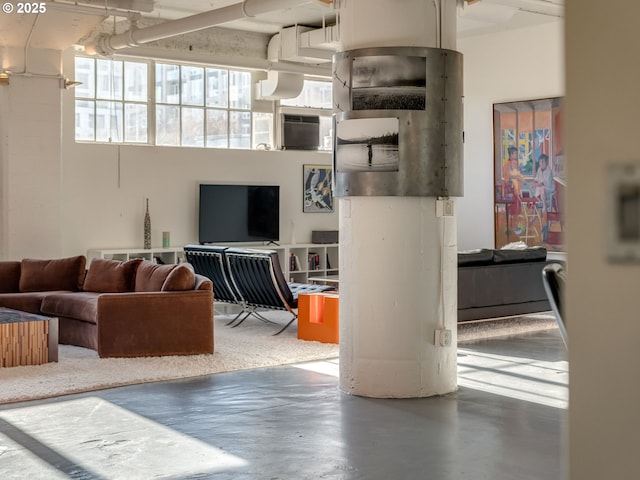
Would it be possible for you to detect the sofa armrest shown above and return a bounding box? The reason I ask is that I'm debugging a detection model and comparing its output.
[95,290,213,357]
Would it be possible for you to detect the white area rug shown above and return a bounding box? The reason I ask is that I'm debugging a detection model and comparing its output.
[0,312,339,405]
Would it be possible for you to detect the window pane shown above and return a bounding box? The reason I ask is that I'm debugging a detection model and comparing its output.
[75,100,95,141]
[125,103,148,143]
[281,80,332,109]
[230,111,251,149]
[181,107,204,147]
[181,66,204,106]
[206,109,228,148]
[96,59,123,100]
[229,70,251,110]
[96,101,123,142]
[252,112,273,149]
[156,105,180,145]
[206,68,228,108]
[319,116,333,150]
[124,62,147,102]
[75,57,94,99]
[156,63,180,104]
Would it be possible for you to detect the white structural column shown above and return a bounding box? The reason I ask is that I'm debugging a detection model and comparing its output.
[0,49,64,260]
[337,0,459,398]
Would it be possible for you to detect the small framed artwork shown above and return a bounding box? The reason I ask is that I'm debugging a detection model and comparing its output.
[303,164,333,213]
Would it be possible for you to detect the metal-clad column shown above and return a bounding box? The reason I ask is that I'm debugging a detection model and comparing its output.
[336,0,462,398]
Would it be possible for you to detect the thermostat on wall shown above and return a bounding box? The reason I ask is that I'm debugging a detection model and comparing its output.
[607,163,640,262]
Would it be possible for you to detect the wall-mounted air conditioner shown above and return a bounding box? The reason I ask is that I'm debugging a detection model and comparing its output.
[282,114,320,150]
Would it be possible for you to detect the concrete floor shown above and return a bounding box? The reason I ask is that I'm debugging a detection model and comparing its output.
[0,327,568,480]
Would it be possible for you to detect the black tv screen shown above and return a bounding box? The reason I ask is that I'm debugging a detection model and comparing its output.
[199,184,280,243]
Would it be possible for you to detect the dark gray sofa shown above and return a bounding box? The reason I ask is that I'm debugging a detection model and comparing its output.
[458,247,553,321]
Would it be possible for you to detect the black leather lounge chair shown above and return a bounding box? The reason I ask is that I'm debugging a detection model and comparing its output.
[184,244,335,334]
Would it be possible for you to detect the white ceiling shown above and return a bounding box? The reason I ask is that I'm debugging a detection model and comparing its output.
[0,0,562,56]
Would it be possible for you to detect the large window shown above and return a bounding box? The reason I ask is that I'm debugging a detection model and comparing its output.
[154,64,258,148]
[75,56,298,151]
[75,57,148,143]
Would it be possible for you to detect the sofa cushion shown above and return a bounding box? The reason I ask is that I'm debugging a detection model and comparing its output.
[19,256,86,292]
[41,292,100,324]
[0,261,21,293]
[161,264,196,291]
[135,261,177,292]
[0,291,53,314]
[83,258,140,293]
[458,249,495,267]
[493,247,547,264]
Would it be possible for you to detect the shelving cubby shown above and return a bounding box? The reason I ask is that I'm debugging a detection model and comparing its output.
[87,247,186,265]
[229,243,339,284]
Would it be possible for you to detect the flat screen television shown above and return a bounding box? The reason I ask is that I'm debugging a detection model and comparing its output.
[199,184,280,244]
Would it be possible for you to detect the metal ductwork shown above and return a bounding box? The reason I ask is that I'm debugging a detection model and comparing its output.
[257,71,305,100]
[85,0,322,56]
[267,25,339,64]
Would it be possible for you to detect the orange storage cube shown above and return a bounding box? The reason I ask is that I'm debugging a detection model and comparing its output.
[298,293,339,344]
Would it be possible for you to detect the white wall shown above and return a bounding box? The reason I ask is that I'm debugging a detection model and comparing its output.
[457,20,564,250]
[60,143,336,254]
[0,74,64,260]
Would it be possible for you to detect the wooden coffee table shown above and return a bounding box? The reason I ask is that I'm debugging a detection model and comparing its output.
[0,307,59,367]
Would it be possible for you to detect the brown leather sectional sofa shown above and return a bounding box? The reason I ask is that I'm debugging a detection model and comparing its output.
[0,255,214,358]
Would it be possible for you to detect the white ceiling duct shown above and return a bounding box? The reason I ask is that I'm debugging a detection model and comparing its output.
[85,0,324,56]
[257,71,304,99]
[268,25,339,64]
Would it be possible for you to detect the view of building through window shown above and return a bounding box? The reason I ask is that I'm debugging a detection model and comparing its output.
[75,57,331,151]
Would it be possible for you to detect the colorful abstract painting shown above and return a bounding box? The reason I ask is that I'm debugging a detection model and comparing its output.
[493,97,565,251]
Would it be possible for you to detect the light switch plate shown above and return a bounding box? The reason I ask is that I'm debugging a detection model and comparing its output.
[607,163,640,262]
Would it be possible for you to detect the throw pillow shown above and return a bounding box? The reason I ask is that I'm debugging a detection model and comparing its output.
[83,258,141,293]
[161,264,196,291]
[19,256,86,292]
[0,261,21,293]
[134,261,177,292]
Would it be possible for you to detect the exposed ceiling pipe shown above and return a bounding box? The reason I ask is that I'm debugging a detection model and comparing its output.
[477,0,563,17]
[50,0,154,12]
[113,46,332,78]
[47,1,143,19]
[86,0,323,56]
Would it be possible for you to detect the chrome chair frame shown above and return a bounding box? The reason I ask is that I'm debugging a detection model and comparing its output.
[542,262,567,348]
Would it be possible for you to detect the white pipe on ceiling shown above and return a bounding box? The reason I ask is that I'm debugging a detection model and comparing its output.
[480,0,563,17]
[87,0,320,55]
[47,2,141,19]
[113,46,332,77]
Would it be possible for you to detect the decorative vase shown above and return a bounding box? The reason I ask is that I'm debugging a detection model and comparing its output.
[144,198,151,249]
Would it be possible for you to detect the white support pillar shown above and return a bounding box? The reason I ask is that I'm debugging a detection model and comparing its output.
[0,48,64,260]
[337,0,460,398]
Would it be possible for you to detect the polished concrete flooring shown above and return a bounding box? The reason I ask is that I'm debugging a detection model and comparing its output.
[0,327,568,480]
